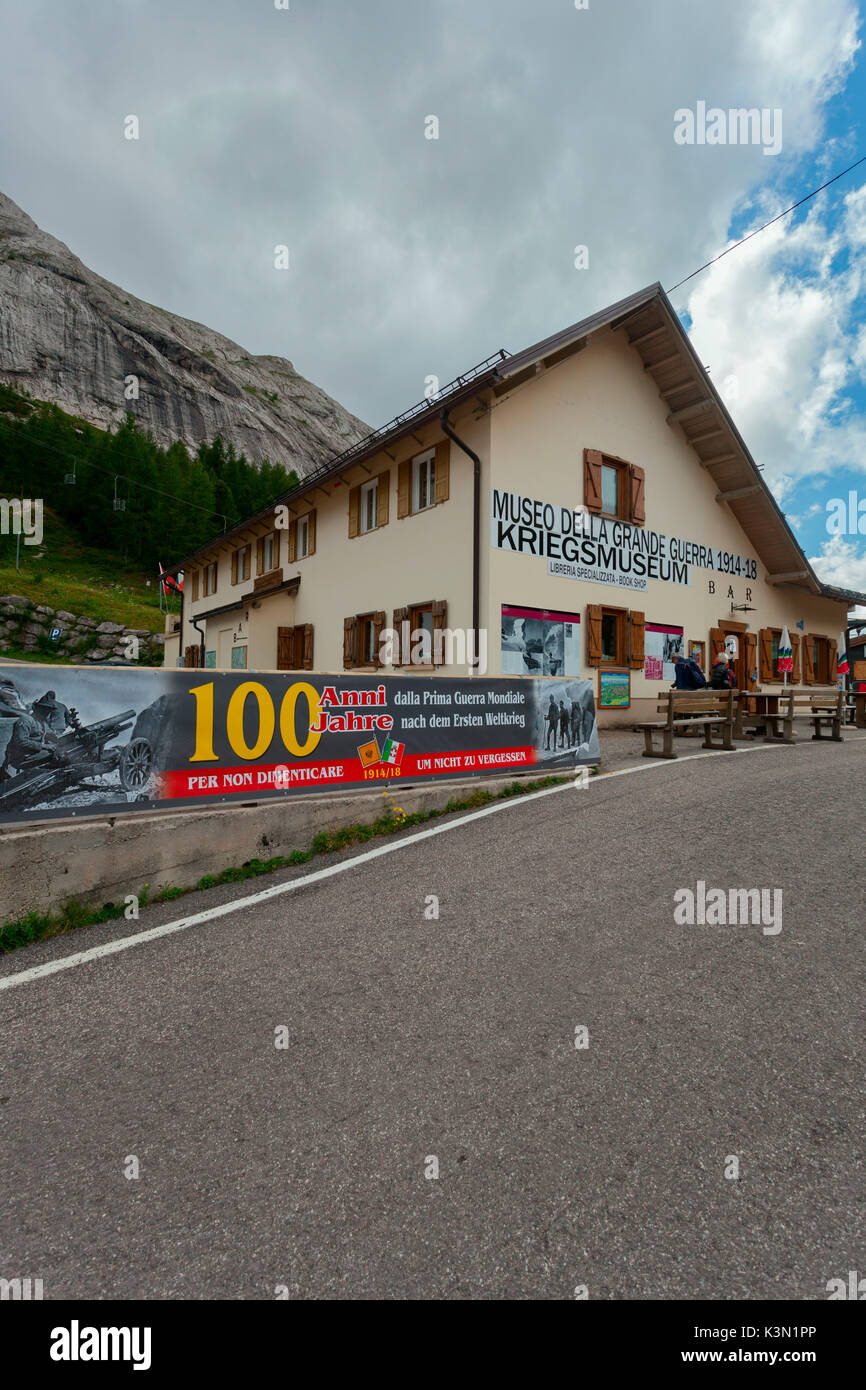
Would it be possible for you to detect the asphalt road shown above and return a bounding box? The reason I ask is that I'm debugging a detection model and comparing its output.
[1,738,863,1300]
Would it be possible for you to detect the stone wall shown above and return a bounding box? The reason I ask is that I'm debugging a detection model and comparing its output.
[0,594,165,664]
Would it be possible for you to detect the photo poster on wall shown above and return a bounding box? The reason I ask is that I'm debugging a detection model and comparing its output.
[501,605,581,678]
[644,621,684,682]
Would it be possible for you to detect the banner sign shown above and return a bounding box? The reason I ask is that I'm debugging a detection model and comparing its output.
[491,488,758,591]
[644,622,684,682]
[0,667,600,824]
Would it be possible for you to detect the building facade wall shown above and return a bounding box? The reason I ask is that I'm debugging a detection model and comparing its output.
[168,328,848,729]
[483,329,847,721]
[173,411,488,675]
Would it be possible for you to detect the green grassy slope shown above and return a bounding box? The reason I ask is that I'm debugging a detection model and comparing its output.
[0,502,173,644]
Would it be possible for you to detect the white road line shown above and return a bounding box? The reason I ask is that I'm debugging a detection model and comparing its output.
[1,735,863,993]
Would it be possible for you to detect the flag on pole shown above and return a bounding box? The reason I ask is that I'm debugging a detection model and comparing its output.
[158,563,183,596]
[777,626,793,675]
[838,631,850,676]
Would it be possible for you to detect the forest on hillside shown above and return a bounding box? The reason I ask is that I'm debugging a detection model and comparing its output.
[0,384,300,570]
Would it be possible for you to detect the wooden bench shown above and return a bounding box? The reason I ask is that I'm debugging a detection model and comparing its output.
[745,687,844,744]
[636,689,735,759]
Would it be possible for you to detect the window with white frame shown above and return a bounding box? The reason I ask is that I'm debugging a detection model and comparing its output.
[413,450,436,513]
[296,514,310,559]
[237,547,250,582]
[360,478,379,534]
[262,532,276,573]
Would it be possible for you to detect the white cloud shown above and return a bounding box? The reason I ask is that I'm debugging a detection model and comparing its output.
[684,184,866,493]
[0,0,861,424]
[808,534,866,594]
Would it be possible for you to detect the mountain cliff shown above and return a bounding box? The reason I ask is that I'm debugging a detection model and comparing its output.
[0,191,369,474]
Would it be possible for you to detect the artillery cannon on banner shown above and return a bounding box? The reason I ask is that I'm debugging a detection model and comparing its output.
[0,706,137,811]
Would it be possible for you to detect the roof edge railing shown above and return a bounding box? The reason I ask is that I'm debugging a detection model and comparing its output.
[295,348,510,489]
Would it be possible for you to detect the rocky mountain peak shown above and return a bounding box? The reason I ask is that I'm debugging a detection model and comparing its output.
[0,191,369,474]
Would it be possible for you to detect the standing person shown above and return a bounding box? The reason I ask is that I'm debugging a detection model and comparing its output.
[570,697,583,748]
[709,652,733,689]
[545,694,558,750]
[558,699,570,748]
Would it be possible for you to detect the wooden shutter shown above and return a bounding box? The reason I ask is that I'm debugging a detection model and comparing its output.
[277,626,292,671]
[372,611,386,667]
[231,550,238,585]
[758,628,773,684]
[743,631,758,691]
[434,440,450,503]
[393,605,409,664]
[628,464,646,525]
[256,537,265,575]
[586,604,603,666]
[628,610,645,669]
[191,569,199,601]
[288,519,297,563]
[302,624,314,670]
[307,510,316,556]
[397,461,411,518]
[348,486,360,538]
[432,600,448,665]
[343,615,358,668]
[711,627,727,667]
[791,632,801,684]
[583,449,603,514]
[377,471,390,528]
[827,637,837,682]
[803,635,815,684]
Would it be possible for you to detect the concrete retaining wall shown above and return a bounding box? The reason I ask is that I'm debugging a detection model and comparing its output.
[0,771,553,922]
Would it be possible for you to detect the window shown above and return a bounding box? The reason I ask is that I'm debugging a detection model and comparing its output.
[411,602,434,648]
[601,609,625,665]
[413,451,436,512]
[398,444,449,518]
[202,561,218,597]
[350,474,388,536]
[288,509,315,561]
[343,611,385,668]
[360,478,379,534]
[392,600,448,666]
[231,545,251,586]
[277,624,313,671]
[262,532,276,573]
[584,449,645,525]
[360,615,378,663]
[587,604,644,669]
[601,464,620,518]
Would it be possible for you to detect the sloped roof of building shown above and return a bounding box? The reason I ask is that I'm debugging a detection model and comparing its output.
[171,282,866,606]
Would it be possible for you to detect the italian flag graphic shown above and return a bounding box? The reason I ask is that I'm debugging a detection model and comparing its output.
[381,738,405,766]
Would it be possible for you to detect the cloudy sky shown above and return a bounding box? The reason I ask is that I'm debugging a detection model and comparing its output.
[1,0,865,596]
